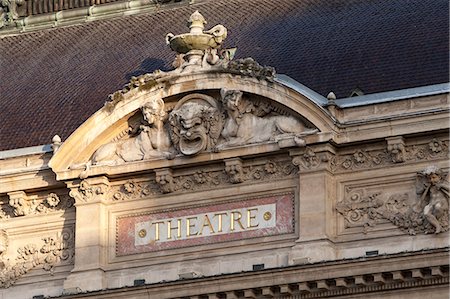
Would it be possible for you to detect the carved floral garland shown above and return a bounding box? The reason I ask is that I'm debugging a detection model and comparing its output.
[337,183,449,235]
[0,229,74,288]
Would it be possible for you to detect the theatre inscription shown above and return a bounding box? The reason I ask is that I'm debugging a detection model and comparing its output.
[116,194,294,255]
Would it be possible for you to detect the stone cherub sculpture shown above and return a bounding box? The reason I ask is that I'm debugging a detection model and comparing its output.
[91,97,174,165]
[414,166,449,234]
[216,89,316,150]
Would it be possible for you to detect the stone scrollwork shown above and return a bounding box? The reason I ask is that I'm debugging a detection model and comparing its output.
[226,57,276,82]
[0,229,74,288]
[337,166,449,235]
[331,138,448,172]
[336,190,384,233]
[2,192,73,219]
[291,147,334,172]
[169,93,224,156]
[68,179,109,203]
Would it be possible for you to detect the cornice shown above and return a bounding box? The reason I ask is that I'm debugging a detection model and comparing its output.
[49,248,449,298]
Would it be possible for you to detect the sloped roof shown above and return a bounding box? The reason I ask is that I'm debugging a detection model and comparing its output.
[0,0,448,151]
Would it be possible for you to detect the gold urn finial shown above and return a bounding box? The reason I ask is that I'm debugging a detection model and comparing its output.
[188,10,206,34]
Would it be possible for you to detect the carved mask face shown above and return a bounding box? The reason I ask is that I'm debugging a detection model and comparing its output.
[429,173,441,185]
[171,102,212,156]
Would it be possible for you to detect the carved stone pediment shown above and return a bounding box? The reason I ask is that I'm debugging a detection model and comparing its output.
[48,11,333,178]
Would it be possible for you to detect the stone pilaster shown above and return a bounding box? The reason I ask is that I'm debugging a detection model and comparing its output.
[288,144,337,264]
[63,176,110,292]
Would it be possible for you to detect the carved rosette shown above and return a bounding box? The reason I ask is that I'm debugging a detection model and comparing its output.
[1,191,73,219]
[331,138,448,172]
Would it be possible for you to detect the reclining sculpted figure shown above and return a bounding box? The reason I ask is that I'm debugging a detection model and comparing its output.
[91,97,174,165]
[216,89,316,150]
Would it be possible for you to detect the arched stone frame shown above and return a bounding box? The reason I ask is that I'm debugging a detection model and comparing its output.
[49,72,337,177]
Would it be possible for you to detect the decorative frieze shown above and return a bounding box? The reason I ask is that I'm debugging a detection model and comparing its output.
[337,166,449,235]
[330,138,448,172]
[291,146,335,172]
[68,178,109,203]
[386,136,406,163]
[0,228,74,288]
[224,158,244,183]
[80,158,297,203]
[155,168,175,194]
[0,191,73,219]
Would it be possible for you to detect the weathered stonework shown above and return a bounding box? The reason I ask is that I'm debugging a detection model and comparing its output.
[337,166,449,235]
[0,10,448,299]
[0,228,74,288]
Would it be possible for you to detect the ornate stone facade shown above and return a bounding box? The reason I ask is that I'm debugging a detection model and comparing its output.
[0,9,448,299]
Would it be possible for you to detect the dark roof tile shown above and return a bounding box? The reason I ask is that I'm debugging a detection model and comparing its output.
[0,0,448,150]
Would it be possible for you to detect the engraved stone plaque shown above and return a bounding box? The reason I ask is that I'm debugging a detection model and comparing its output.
[116,193,294,255]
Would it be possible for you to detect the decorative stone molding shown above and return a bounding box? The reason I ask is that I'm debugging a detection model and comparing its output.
[2,191,73,218]
[290,145,336,173]
[187,265,448,299]
[337,166,449,234]
[7,191,29,216]
[0,228,74,288]
[336,189,384,233]
[226,57,276,82]
[386,136,406,163]
[89,158,297,203]
[155,168,174,194]
[330,138,448,172]
[67,177,110,204]
[224,158,244,184]
[0,0,23,28]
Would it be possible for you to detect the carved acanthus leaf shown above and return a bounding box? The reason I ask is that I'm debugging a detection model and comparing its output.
[69,180,109,203]
[330,139,448,172]
[337,166,449,235]
[0,229,74,288]
[226,57,276,82]
[2,192,73,219]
